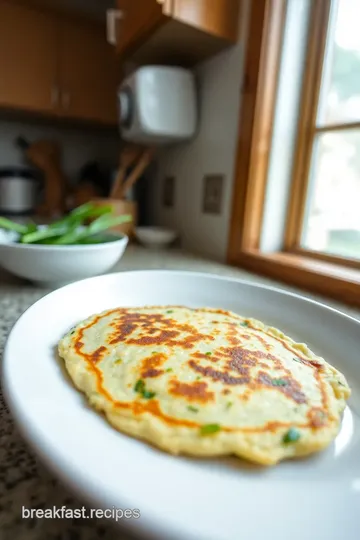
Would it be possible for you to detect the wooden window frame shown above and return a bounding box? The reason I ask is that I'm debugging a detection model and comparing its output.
[228,0,360,307]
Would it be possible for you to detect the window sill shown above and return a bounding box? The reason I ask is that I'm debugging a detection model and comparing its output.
[231,250,360,308]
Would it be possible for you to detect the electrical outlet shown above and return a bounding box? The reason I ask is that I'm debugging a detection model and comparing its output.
[163,176,175,207]
[202,174,224,214]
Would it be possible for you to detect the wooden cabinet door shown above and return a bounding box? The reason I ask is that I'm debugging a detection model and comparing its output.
[0,1,58,113]
[172,0,239,41]
[59,19,119,125]
[115,0,168,55]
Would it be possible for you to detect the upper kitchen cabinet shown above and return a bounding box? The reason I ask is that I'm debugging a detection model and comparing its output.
[59,20,119,125]
[112,0,240,65]
[173,1,239,41]
[113,0,168,55]
[0,1,58,113]
[0,1,119,126]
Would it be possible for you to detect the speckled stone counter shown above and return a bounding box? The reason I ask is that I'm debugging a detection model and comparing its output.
[1,246,359,540]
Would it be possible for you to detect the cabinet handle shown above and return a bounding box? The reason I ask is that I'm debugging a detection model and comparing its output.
[62,91,70,110]
[106,9,123,45]
[51,86,59,107]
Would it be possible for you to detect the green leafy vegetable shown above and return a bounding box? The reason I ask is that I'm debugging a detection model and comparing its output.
[166,368,173,372]
[226,401,233,409]
[283,427,300,444]
[134,380,145,393]
[187,406,199,413]
[134,379,156,400]
[77,233,121,245]
[55,214,130,244]
[69,202,112,220]
[272,378,287,387]
[53,203,112,227]
[240,321,248,327]
[0,217,28,235]
[21,226,69,244]
[142,390,156,399]
[24,222,37,235]
[0,203,132,246]
[200,424,221,435]
[205,352,212,356]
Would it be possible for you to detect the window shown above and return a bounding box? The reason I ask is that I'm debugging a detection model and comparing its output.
[301,0,360,261]
[228,0,360,307]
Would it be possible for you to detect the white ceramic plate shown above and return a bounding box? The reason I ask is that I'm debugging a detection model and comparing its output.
[3,271,360,540]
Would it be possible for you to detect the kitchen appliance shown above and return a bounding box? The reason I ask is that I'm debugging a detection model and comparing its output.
[118,66,197,144]
[0,167,40,215]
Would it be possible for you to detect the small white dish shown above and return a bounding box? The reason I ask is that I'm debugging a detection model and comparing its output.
[135,226,177,249]
[0,229,128,286]
[2,270,360,540]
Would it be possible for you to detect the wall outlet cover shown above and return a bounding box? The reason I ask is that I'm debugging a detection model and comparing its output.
[163,176,175,207]
[202,174,224,214]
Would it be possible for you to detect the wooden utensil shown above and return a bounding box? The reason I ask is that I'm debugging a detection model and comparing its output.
[120,147,155,199]
[110,145,141,199]
[16,137,67,218]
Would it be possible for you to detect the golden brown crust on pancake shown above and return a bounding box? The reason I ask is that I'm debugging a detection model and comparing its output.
[59,306,350,465]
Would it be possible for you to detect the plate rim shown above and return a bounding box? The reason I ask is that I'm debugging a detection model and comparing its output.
[3,268,360,325]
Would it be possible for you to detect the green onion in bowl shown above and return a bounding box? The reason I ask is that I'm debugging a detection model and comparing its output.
[0,203,131,246]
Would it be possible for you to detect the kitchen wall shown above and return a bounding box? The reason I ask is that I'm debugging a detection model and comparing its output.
[0,119,120,183]
[150,0,249,262]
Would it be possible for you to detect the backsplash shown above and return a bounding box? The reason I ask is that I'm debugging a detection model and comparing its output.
[0,118,120,184]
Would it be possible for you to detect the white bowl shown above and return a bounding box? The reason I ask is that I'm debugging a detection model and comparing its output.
[135,226,177,249]
[0,230,128,287]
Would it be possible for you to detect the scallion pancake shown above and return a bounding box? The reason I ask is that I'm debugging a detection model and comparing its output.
[58,306,350,465]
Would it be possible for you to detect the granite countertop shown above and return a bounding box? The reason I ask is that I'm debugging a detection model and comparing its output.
[1,245,359,540]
